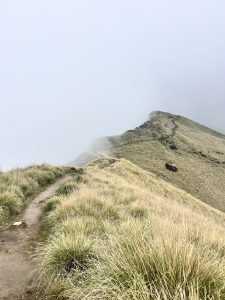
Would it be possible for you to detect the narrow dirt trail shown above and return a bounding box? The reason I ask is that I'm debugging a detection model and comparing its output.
[171,116,179,139]
[0,176,70,300]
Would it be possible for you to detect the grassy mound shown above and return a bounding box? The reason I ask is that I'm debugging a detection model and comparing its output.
[36,158,225,299]
[0,164,65,227]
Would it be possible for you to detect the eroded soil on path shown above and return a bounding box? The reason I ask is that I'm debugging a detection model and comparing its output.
[0,176,70,300]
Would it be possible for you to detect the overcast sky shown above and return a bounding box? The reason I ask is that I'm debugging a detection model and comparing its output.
[0,0,225,170]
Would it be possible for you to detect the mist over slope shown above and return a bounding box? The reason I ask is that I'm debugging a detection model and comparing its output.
[70,138,112,167]
[71,111,225,212]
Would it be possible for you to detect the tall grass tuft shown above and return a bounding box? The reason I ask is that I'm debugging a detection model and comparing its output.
[38,233,95,279]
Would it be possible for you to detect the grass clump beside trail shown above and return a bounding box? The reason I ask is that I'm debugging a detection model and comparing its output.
[37,158,225,300]
[0,164,68,227]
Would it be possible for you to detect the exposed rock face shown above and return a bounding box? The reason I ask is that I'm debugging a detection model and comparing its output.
[165,163,178,172]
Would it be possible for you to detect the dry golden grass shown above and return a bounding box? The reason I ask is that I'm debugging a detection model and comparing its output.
[77,111,225,213]
[0,164,65,228]
[37,158,225,299]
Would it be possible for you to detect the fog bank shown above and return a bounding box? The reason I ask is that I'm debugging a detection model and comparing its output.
[1,0,225,170]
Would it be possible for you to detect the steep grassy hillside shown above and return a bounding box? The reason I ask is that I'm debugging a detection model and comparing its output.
[105,111,225,212]
[0,164,66,228]
[37,158,225,299]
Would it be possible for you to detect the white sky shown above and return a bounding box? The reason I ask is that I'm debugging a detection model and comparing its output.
[0,0,225,169]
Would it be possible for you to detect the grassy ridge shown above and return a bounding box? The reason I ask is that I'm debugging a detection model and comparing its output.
[107,111,225,213]
[37,158,225,299]
[0,164,65,227]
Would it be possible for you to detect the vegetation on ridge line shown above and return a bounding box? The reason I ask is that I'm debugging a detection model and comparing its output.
[36,158,225,300]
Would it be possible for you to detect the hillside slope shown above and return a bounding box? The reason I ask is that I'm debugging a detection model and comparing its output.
[98,112,225,212]
[37,158,225,299]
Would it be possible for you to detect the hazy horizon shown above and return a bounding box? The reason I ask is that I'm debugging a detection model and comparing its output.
[1,1,225,170]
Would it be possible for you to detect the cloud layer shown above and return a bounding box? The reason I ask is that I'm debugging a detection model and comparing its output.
[0,0,225,169]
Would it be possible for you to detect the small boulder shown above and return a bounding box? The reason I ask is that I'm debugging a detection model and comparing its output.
[12,221,26,227]
[169,144,178,150]
[165,163,178,172]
